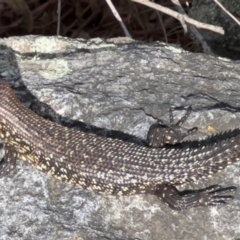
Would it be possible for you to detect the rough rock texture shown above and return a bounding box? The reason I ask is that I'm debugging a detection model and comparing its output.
[189,0,240,59]
[0,36,240,240]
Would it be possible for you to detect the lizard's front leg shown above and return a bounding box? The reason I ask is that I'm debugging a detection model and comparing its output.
[0,144,18,176]
[154,184,236,210]
[147,106,198,148]
[147,107,237,209]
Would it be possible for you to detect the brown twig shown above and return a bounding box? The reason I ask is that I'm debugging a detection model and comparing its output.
[57,0,61,35]
[171,0,214,55]
[131,0,225,35]
[156,11,168,43]
[213,0,240,26]
[171,0,187,33]
[105,0,132,38]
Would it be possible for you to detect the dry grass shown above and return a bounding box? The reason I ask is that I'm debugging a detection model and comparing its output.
[0,0,200,52]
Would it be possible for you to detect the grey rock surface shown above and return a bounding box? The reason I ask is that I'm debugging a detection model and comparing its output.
[0,36,240,239]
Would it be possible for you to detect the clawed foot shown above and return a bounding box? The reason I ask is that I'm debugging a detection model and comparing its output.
[147,106,198,148]
[0,146,17,177]
[0,158,16,177]
[155,184,237,210]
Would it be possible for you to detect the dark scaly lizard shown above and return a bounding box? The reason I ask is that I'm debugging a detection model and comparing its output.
[0,80,238,210]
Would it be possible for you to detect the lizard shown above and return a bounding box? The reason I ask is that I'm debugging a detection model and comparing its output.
[0,79,238,210]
